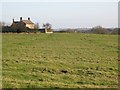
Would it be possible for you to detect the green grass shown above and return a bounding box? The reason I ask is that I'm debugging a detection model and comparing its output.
[2,33,118,88]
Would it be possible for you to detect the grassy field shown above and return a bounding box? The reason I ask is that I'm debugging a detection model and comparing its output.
[2,33,118,88]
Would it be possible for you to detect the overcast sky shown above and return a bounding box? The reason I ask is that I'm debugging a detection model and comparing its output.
[1,0,119,29]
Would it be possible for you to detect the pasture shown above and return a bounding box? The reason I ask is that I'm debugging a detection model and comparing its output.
[2,33,118,88]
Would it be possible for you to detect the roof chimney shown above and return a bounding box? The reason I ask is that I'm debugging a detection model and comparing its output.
[20,17,22,21]
[13,19,14,23]
[28,17,30,20]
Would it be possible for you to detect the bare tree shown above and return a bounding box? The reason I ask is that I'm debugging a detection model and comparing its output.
[91,26,108,34]
[34,23,39,30]
[43,23,52,29]
[0,21,5,32]
[0,21,5,27]
[111,28,120,35]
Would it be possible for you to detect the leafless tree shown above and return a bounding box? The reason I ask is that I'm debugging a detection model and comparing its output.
[111,28,119,35]
[34,23,39,30]
[43,23,52,32]
[0,21,5,32]
[91,26,108,34]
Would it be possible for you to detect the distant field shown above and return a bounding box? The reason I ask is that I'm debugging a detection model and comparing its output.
[2,33,118,88]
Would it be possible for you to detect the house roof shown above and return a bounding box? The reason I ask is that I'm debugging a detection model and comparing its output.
[22,20,34,24]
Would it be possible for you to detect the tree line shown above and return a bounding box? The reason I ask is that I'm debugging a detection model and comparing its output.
[55,26,119,35]
[0,21,119,35]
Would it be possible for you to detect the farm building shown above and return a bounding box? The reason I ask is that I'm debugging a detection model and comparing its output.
[11,17,34,32]
[11,17,34,29]
[38,28,53,33]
